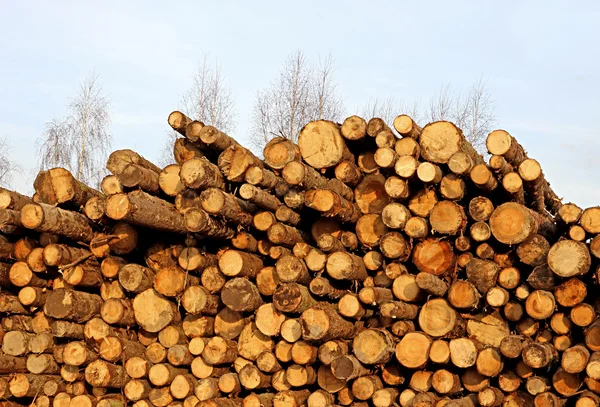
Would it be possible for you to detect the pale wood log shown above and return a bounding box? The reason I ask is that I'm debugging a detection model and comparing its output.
[196,125,239,150]
[245,166,289,197]
[21,203,93,242]
[182,120,206,144]
[158,164,185,197]
[63,341,98,366]
[305,188,361,223]
[470,164,498,191]
[34,168,102,207]
[218,144,264,182]
[393,114,421,138]
[380,301,419,319]
[298,120,353,169]
[84,360,128,388]
[352,375,383,401]
[9,261,48,287]
[489,202,540,244]
[396,332,431,369]
[106,191,186,233]
[354,173,390,215]
[167,111,193,135]
[0,188,31,210]
[547,239,591,277]
[100,175,123,195]
[300,304,355,341]
[412,238,455,276]
[558,202,582,224]
[420,121,482,164]
[326,251,368,281]
[335,160,363,187]
[133,289,179,333]
[174,137,204,165]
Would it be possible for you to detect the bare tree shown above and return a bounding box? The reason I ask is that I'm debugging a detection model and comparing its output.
[36,73,111,187]
[36,118,74,172]
[180,56,236,132]
[70,74,112,185]
[428,78,495,153]
[250,50,344,153]
[160,56,236,166]
[0,136,21,187]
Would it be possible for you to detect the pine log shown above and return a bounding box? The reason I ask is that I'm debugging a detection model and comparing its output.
[34,168,102,207]
[21,203,93,242]
[106,191,186,233]
[298,120,353,169]
[158,164,185,197]
[547,240,591,277]
[221,278,264,312]
[218,144,264,182]
[393,115,421,138]
[246,167,289,199]
[420,121,481,164]
[326,251,368,281]
[0,188,31,210]
[305,188,361,223]
[173,137,204,165]
[180,157,225,190]
[412,238,455,275]
[300,304,355,341]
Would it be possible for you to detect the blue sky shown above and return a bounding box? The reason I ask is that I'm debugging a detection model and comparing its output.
[1,1,599,207]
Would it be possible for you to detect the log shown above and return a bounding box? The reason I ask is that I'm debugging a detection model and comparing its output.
[412,238,455,276]
[393,115,421,139]
[420,121,481,164]
[246,166,289,197]
[180,157,225,190]
[396,332,431,369]
[158,164,185,197]
[489,202,540,244]
[44,289,102,323]
[0,188,31,210]
[174,137,204,165]
[547,240,591,278]
[221,278,264,312]
[34,168,102,207]
[298,120,353,169]
[106,191,186,233]
[300,304,355,341]
[21,203,93,242]
[133,289,179,333]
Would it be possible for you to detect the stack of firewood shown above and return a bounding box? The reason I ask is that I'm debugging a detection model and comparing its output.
[0,110,599,407]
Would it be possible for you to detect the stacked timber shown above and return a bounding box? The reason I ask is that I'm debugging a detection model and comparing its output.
[0,109,597,407]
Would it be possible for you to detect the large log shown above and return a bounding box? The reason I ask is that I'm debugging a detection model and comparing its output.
[298,120,353,169]
[21,203,93,242]
[106,190,186,233]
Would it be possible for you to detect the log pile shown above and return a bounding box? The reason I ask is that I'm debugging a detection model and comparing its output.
[0,110,598,407]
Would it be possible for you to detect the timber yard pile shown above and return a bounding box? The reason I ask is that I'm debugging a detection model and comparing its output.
[0,110,599,407]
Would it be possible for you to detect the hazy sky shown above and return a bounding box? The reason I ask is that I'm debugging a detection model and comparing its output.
[1,1,599,207]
